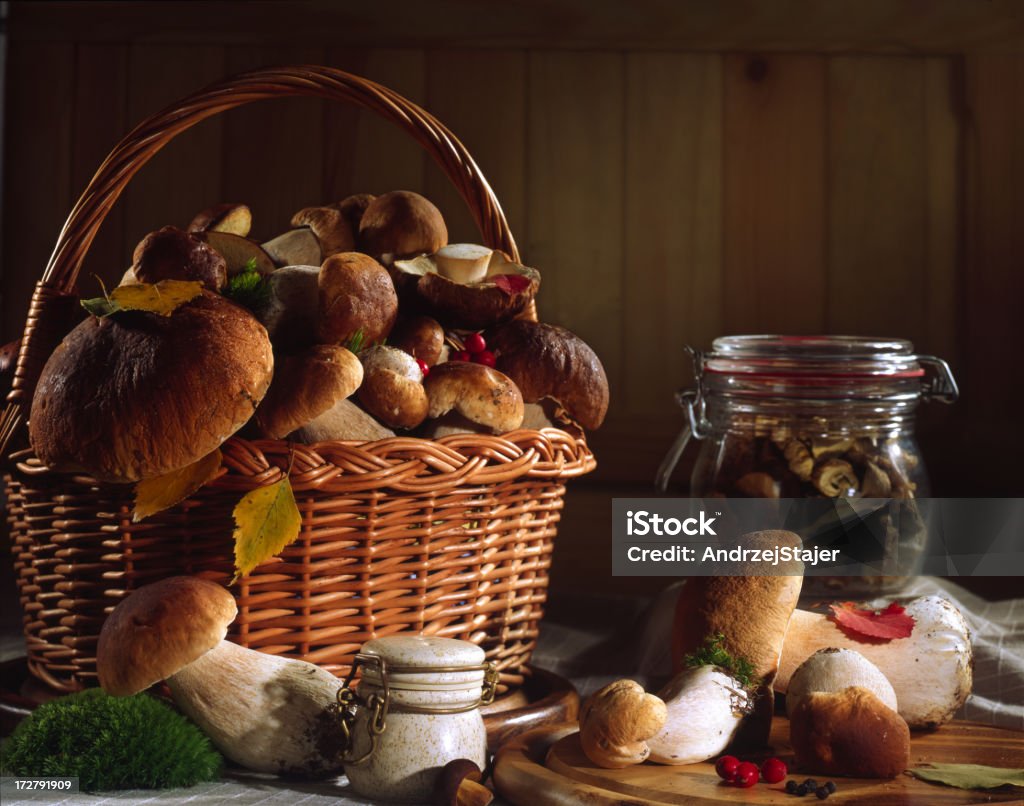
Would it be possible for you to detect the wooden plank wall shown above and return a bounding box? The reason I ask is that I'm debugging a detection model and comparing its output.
[3,38,1022,594]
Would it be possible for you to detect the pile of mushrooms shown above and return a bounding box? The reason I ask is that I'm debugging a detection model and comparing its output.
[97,576,345,777]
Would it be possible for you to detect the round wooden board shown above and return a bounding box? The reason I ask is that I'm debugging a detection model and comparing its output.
[494,717,1024,805]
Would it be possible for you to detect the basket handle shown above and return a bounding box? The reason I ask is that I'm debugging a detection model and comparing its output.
[0,65,520,453]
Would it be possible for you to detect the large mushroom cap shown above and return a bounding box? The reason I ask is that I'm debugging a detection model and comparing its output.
[131,225,227,292]
[98,576,237,696]
[358,190,447,263]
[487,320,608,430]
[318,252,398,346]
[254,344,363,439]
[29,291,274,483]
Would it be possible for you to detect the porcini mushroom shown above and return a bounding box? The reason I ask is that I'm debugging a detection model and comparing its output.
[254,344,363,439]
[331,192,376,235]
[357,345,429,430]
[358,190,447,264]
[578,680,667,769]
[647,666,751,765]
[422,362,524,435]
[187,202,252,237]
[262,229,323,268]
[790,687,910,778]
[292,399,395,443]
[290,206,356,258]
[786,648,897,716]
[29,292,273,483]
[201,230,275,276]
[389,314,447,366]
[130,226,227,292]
[671,530,804,746]
[434,759,494,806]
[394,250,540,330]
[98,577,346,777]
[318,252,399,346]
[257,265,320,347]
[776,595,973,729]
[487,321,608,430]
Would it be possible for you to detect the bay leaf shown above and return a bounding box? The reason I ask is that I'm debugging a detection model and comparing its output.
[132,449,222,522]
[231,477,302,583]
[909,763,1024,790]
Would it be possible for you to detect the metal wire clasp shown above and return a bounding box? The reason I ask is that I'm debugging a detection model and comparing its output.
[655,347,708,492]
[335,654,499,766]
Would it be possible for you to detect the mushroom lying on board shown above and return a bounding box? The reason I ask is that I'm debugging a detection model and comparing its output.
[776,595,972,729]
[578,679,667,769]
[98,577,345,777]
[647,666,751,765]
[786,648,898,717]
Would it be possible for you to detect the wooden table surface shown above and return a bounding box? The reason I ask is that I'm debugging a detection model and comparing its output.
[495,717,1024,805]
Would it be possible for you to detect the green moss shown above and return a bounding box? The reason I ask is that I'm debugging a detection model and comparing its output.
[0,689,222,792]
[684,632,758,690]
[224,257,272,313]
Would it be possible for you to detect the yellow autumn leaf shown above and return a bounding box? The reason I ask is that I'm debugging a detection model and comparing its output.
[110,279,204,316]
[132,449,223,522]
[231,477,302,583]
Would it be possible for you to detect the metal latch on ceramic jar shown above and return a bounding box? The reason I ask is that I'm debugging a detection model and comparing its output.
[335,652,498,766]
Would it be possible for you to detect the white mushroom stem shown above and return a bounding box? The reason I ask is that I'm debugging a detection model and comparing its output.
[167,640,345,776]
[647,666,750,765]
[776,595,973,729]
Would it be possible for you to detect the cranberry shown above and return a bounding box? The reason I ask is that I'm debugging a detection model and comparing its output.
[475,349,496,368]
[416,358,430,377]
[761,757,787,783]
[715,755,740,781]
[464,332,487,354]
[452,350,471,362]
[733,761,759,788]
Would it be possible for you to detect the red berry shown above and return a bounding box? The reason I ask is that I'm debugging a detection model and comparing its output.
[465,332,487,354]
[453,350,471,362]
[761,757,787,783]
[715,755,740,781]
[475,349,496,368]
[733,761,759,788]
[416,358,430,378]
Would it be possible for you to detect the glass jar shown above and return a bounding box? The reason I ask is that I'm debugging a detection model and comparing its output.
[656,336,958,597]
[338,636,497,802]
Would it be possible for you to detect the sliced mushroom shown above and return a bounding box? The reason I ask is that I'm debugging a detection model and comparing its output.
[735,471,779,498]
[813,458,859,496]
[647,666,751,765]
[423,362,524,435]
[783,440,813,480]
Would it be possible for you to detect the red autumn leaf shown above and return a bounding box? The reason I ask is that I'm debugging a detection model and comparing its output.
[493,274,531,295]
[829,601,915,641]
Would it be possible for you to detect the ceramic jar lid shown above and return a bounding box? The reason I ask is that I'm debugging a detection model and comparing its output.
[359,636,486,690]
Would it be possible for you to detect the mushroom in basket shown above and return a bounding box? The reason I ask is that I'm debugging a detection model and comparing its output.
[98,576,346,777]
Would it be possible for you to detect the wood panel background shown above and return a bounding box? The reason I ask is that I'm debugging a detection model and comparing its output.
[2,1,1022,596]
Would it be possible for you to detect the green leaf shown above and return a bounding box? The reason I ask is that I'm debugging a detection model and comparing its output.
[909,764,1024,790]
[81,295,121,317]
[224,257,271,313]
[231,477,302,583]
[345,328,365,355]
[684,633,757,689]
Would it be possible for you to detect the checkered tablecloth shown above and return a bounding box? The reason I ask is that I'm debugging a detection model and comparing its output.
[4,577,1021,804]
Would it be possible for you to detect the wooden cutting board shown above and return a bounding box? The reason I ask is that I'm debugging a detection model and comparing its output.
[494,717,1024,805]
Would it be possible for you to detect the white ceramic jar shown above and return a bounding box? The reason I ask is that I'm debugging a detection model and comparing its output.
[341,636,495,802]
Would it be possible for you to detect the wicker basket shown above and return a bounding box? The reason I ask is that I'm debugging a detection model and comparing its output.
[0,66,595,695]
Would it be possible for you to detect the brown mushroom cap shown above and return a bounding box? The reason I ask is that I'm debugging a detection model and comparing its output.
[487,321,608,430]
[579,679,668,769]
[358,190,447,263]
[318,252,399,346]
[29,291,274,483]
[424,362,524,434]
[290,206,356,258]
[389,315,446,366]
[330,193,376,236]
[790,687,910,778]
[255,345,363,439]
[357,346,428,430]
[98,576,237,696]
[131,225,227,292]
[187,203,252,237]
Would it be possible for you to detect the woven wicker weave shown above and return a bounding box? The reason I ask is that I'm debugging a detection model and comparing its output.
[0,66,595,694]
